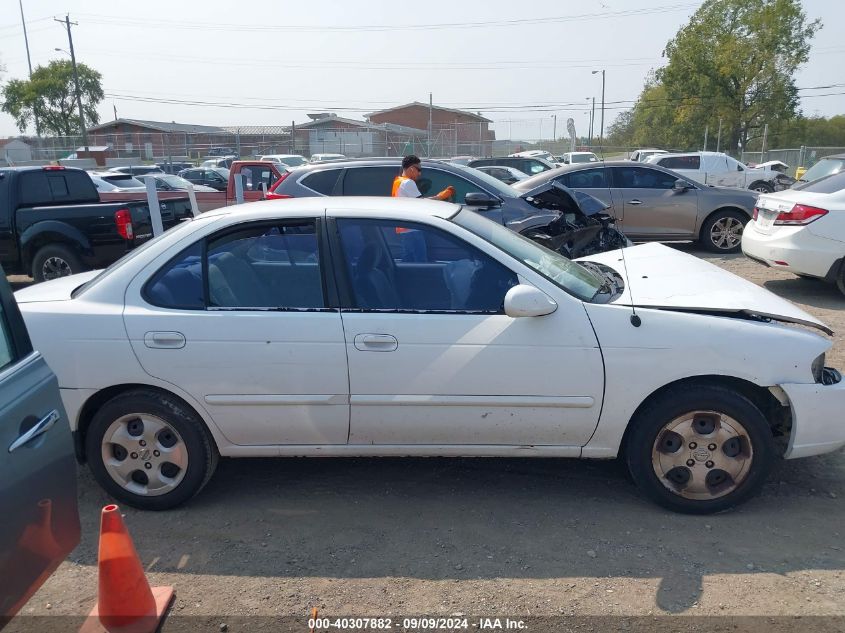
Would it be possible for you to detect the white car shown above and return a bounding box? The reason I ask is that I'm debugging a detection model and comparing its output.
[558,152,600,165]
[743,171,845,292]
[629,148,668,162]
[647,151,782,192]
[88,171,147,192]
[15,197,845,513]
[258,154,308,168]
[509,149,556,162]
[309,153,346,163]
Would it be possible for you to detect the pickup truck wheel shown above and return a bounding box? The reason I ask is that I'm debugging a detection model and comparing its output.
[749,181,774,194]
[85,390,218,511]
[32,244,84,282]
[625,384,775,514]
[700,210,746,253]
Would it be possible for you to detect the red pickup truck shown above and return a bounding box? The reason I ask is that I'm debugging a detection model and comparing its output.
[98,161,286,212]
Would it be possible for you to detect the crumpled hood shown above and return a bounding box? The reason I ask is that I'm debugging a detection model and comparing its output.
[14,270,100,303]
[578,242,831,335]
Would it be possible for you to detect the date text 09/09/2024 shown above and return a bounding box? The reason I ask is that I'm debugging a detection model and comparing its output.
[307,617,528,630]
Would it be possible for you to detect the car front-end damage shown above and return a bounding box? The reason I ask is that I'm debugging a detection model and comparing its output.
[514,181,629,257]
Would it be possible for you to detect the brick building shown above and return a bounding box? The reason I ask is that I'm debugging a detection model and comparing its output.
[86,119,291,159]
[365,102,495,157]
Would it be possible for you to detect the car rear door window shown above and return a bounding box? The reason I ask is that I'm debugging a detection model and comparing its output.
[302,168,342,194]
[343,167,398,196]
[614,166,677,189]
[337,218,517,312]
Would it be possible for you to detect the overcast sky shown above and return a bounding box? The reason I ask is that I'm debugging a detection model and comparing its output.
[1,0,842,141]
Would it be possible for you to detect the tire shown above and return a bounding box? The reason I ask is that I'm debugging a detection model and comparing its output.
[85,390,218,510]
[749,181,774,194]
[700,210,747,253]
[31,244,85,282]
[625,384,775,514]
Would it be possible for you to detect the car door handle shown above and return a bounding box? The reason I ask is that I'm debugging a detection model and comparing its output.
[144,331,186,349]
[353,334,398,352]
[628,199,643,205]
[9,409,60,453]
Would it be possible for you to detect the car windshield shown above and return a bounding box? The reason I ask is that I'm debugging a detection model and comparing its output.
[452,164,519,198]
[452,208,605,301]
[280,156,306,167]
[799,158,845,183]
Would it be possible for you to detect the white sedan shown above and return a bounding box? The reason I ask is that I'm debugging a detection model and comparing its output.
[15,197,845,513]
[743,172,845,292]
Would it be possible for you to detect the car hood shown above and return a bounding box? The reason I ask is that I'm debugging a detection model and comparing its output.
[518,180,610,216]
[578,242,831,335]
[14,270,101,303]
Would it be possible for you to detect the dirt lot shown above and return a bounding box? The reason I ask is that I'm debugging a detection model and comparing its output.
[11,245,845,630]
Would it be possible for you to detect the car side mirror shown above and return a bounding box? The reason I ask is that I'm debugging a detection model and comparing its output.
[464,192,500,208]
[504,284,557,318]
[673,179,689,191]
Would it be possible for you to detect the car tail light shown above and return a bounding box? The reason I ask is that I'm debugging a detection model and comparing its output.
[114,208,134,240]
[265,171,292,199]
[774,204,828,225]
[42,165,66,170]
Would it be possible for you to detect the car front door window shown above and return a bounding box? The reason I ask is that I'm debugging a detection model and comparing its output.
[415,169,483,203]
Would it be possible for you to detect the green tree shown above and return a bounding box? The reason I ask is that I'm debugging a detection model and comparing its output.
[621,0,820,152]
[1,59,103,136]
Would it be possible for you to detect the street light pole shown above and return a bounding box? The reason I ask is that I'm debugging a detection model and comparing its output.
[55,15,88,151]
[592,69,605,146]
[19,0,41,138]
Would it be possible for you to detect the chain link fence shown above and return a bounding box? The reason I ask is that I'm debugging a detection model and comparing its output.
[741,147,845,177]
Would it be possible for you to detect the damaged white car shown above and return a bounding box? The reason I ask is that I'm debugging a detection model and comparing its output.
[15,197,845,513]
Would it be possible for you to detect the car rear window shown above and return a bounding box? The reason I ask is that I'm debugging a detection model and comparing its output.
[302,169,341,194]
[18,170,97,205]
[658,156,701,170]
[795,170,845,194]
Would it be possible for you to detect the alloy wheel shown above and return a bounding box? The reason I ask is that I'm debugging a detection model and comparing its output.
[41,256,73,280]
[709,217,743,250]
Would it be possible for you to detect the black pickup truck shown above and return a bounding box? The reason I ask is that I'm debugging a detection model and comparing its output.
[0,166,193,281]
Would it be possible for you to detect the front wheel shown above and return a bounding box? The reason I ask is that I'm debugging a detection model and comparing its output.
[700,210,747,253]
[749,181,774,194]
[85,390,218,510]
[625,384,775,514]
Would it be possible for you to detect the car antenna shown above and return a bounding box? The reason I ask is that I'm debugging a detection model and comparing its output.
[599,142,640,327]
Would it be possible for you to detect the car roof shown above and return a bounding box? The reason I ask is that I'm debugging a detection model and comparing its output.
[203,196,461,221]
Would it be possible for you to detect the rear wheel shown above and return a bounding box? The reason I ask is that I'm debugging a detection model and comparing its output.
[31,244,84,282]
[85,390,218,510]
[625,384,775,514]
[700,210,747,253]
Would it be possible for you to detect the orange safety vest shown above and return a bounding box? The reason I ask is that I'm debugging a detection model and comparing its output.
[391,175,409,197]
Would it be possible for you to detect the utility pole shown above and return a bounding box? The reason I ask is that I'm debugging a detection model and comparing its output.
[716,117,723,153]
[703,125,708,151]
[761,123,769,162]
[552,114,557,142]
[428,93,433,157]
[55,15,88,151]
[588,97,595,144]
[19,0,41,139]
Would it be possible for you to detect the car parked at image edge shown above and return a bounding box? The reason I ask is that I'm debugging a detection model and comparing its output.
[512,161,758,253]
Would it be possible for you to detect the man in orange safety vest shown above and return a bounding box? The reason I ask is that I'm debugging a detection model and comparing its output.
[392,155,455,200]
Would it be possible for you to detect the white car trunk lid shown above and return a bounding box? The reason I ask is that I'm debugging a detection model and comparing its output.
[579,243,831,334]
[14,270,100,303]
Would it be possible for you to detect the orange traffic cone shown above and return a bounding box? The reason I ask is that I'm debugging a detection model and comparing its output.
[80,505,174,633]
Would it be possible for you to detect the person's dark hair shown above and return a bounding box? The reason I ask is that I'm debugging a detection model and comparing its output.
[402,155,421,170]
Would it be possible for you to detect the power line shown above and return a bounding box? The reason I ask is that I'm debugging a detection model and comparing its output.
[74,4,698,33]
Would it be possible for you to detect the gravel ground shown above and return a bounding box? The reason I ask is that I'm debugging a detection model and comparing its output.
[9,244,845,630]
